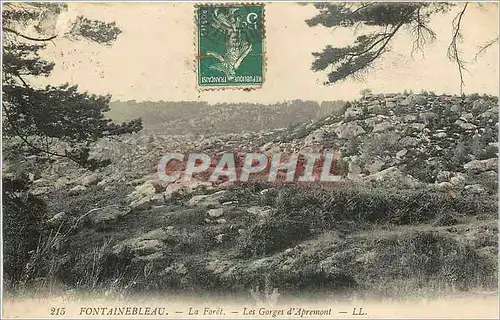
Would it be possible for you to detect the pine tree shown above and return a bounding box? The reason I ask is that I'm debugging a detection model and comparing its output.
[3,3,142,169]
[306,2,498,93]
[2,3,142,287]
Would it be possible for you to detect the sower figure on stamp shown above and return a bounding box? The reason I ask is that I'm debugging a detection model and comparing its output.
[206,8,252,80]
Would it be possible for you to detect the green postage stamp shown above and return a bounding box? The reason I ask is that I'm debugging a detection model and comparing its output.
[196,3,264,89]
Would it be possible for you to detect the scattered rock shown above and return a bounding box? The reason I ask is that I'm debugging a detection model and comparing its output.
[460,112,474,122]
[215,234,225,244]
[207,208,224,218]
[78,173,101,187]
[372,121,393,133]
[127,180,156,202]
[46,212,67,227]
[395,149,408,159]
[399,136,420,147]
[85,205,130,230]
[463,158,497,172]
[455,119,477,130]
[69,185,87,195]
[334,122,366,139]
[436,171,453,183]
[464,184,486,194]
[246,206,274,218]
[304,130,325,146]
[363,166,420,187]
[187,191,228,208]
[344,105,364,121]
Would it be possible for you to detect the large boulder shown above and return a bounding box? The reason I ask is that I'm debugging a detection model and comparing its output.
[246,206,274,218]
[363,166,420,188]
[334,122,366,139]
[126,174,157,186]
[455,119,477,130]
[304,130,325,146]
[207,208,224,218]
[419,112,438,125]
[69,185,87,195]
[187,190,229,208]
[32,186,52,196]
[78,173,102,187]
[85,205,130,230]
[464,184,486,194]
[463,158,497,172]
[365,159,385,174]
[129,194,165,212]
[127,180,157,202]
[367,102,387,115]
[450,173,467,186]
[112,228,173,263]
[372,121,393,133]
[479,107,498,119]
[344,105,364,121]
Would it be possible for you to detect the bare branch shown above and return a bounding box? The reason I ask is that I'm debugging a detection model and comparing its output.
[447,2,469,95]
[347,33,392,58]
[340,21,405,82]
[474,37,499,61]
[3,27,57,42]
[409,7,436,57]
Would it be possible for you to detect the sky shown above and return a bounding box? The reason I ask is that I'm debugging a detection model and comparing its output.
[35,2,499,104]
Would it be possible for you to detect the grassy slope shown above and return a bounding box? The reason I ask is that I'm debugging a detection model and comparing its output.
[19,181,497,300]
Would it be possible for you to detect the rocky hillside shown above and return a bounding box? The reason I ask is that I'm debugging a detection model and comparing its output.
[5,92,498,299]
[32,92,497,196]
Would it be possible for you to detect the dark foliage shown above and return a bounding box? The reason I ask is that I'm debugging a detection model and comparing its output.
[2,3,141,288]
[306,2,495,92]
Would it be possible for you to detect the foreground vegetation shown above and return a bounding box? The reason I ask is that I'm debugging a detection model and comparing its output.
[5,181,497,301]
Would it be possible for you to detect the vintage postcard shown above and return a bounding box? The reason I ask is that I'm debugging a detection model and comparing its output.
[1,1,499,319]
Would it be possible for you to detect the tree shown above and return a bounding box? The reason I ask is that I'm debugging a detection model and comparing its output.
[306,2,498,94]
[2,3,142,287]
[2,3,142,170]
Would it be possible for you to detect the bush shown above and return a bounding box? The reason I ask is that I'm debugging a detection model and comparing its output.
[368,231,497,291]
[3,174,47,288]
[251,184,496,229]
[360,88,372,97]
[236,217,311,257]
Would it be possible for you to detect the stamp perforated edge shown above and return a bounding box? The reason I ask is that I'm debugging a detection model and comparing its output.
[194,2,266,92]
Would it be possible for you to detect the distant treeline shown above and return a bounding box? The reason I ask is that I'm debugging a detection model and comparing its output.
[107,100,346,134]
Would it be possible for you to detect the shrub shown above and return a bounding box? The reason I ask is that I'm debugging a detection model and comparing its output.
[236,217,311,257]
[251,184,496,228]
[3,174,47,288]
[360,88,372,97]
[368,231,497,291]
